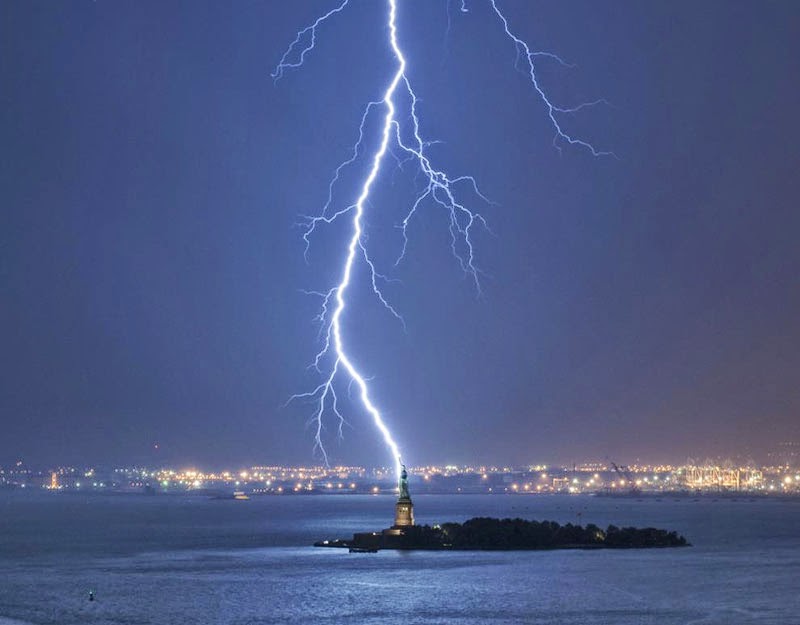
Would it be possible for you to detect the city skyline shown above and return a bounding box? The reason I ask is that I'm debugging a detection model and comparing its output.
[5,458,798,498]
[3,440,798,475]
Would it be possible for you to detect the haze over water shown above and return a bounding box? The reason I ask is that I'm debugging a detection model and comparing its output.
[1,493,798,624]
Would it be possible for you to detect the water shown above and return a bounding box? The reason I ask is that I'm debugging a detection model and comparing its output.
[1,493,798,624]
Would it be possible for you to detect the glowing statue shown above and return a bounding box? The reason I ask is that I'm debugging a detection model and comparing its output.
[399,464,410,500]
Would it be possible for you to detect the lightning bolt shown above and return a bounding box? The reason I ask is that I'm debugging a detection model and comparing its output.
[275,0,608,480]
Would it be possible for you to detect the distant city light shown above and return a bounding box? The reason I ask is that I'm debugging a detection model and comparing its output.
[1,460,793,497]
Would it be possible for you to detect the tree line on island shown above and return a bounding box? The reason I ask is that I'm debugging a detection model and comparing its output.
[394,517,689,550]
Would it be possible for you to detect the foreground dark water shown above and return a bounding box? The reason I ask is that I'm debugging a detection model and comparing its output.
[1,493,798,624]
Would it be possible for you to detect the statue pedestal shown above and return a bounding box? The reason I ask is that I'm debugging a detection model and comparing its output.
[394,497,414,528]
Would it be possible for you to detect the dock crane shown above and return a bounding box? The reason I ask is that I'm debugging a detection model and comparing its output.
[610,461,641,495]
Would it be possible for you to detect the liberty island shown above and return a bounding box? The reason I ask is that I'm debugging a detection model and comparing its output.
[314,467,689,551]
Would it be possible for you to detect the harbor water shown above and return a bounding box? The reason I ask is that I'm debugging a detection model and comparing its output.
[1,493,798,624]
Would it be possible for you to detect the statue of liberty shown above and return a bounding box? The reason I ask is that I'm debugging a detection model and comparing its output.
[399,464,410,500]
[393,464,415,527]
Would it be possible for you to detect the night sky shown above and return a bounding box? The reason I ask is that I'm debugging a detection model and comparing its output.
[2,1,799,469]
